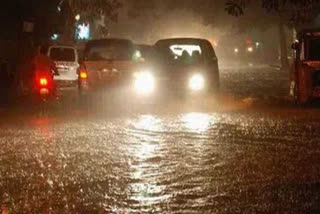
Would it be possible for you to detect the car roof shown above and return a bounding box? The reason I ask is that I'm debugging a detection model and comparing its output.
[49,45,76,49]
[136,44,154,50]
[86,38,134,47]
[155,38,209,45]
[137,44,153,47]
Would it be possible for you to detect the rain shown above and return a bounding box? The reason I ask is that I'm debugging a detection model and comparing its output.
[0,0,320,213]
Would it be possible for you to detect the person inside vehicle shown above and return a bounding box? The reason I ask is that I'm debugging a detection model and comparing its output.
[192,50,202,64]
[180,50,192,64]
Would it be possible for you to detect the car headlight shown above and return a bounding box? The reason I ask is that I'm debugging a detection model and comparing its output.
[189,74,205,91]
[134,71,155,94]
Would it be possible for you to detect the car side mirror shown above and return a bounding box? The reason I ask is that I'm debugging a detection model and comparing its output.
[292,42,299,50]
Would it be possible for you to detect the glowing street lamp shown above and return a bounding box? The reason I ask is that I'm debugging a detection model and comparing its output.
[75,14,81,21]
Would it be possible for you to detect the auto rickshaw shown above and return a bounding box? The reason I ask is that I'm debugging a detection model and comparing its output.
[291,28,320,105]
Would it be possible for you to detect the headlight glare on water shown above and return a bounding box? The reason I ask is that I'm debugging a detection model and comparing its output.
[189,74,205,91]
[134,71,155,95]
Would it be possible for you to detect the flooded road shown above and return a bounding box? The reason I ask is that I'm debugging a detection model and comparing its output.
[0,66,319,213]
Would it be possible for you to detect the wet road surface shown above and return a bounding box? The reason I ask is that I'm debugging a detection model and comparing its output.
[0,66,319,213]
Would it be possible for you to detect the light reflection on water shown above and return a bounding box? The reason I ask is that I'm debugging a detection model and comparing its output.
[181,112,215,132]
[126,113,217,209]
[128,115,170,209]
[1,109,319,213]
[132,115,162,131]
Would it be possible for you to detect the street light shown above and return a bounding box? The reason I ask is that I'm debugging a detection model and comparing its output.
[75,14,80,21]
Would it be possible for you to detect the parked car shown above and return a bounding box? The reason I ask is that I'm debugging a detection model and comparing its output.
[47,45,79,88]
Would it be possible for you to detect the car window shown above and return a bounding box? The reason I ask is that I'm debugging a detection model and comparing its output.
[155,42,205,65]
[49,47,76,62]
[85,42,135,61]
[308,38,320,60]
[203,40,217,59]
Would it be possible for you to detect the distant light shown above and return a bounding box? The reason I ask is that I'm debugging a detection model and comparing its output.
[234,48,239,53]
[247,47,253,52]
[255,42,260,47]
[75,14,81,21]
[75,23,90,40]
[51,34,59,40]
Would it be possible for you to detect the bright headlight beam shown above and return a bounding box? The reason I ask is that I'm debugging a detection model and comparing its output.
[134,71,155,95]
[189,74,204,91]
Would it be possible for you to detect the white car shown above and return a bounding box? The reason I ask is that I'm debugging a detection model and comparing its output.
[47,45,79,88]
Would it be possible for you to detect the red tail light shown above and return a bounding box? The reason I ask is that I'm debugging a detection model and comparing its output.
[36,75,52,89]
[39,78,48,86]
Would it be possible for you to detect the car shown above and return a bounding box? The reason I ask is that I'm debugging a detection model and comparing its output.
[78,38,143,101]
[134,38,220,100]
[47,45,79,88]
[136,44,156,62]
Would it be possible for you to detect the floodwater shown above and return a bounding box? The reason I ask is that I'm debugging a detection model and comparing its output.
[0,66,319,213]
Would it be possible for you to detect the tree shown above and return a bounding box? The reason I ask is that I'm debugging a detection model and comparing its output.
[225,0,320,71]
[123,0,238,43]
[66,0,122,38]
[128,0,320,70]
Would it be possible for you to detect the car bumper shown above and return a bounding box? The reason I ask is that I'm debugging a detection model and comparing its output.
[55,80,78,88]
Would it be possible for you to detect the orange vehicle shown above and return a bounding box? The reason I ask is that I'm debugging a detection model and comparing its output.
[290,29,320,105]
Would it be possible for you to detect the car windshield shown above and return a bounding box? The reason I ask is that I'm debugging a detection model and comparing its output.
[49,47,75,62]
[86,42,134,61]
[155,42,204,65]
[308,37,320,60]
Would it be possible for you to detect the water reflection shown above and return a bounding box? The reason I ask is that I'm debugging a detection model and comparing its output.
[128,115,170,210]
[181,112,214,132]
[132,115,162,131]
